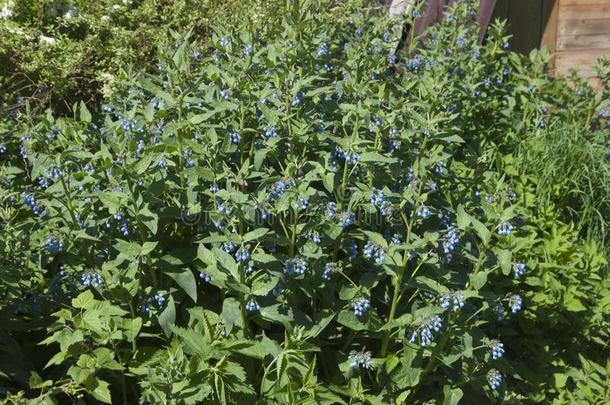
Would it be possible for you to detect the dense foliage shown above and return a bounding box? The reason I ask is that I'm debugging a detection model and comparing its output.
[0,0,271,115]
[1,0,609,403]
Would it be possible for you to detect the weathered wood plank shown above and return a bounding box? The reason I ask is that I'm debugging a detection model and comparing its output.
[558,5,610,20]
[557,33,610,50]
[541,0,559,66]
[558,18,610,35]
[555,49,610,73]
[556,63,597,77]
[561,0,610,5]
[509,0,544,54]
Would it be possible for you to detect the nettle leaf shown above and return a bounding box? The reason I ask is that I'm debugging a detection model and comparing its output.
[72,290,96,309]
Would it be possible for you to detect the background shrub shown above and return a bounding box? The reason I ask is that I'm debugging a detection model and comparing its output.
[0,0,276,116]
[0,0,608,403]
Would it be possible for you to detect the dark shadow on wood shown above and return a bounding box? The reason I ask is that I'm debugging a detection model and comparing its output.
[492,0,558,54]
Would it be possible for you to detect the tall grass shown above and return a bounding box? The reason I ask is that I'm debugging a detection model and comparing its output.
[520,121,610,244]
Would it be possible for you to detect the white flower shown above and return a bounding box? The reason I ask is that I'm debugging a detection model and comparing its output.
[0,1,14,19]
[112,4,121,10]
[63,7,77,19]
[39,35,56,45]
[101,15,110,21]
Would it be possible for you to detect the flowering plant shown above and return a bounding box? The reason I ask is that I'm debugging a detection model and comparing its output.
[0,0,608,403]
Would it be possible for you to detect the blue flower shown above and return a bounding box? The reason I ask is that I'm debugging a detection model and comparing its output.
[490,340,505,359]
[497,221,513,236]
[352,297,370,317]
[245,297,260,312]
[363,241,384,264]
[508,294,523,313]
[44,235,64,254]
[243,44,253,55]
[325,202,338,218]
[264,125,278,138]
[417,206,431,218]
[235,246,250,262]
[199,272,212,283]
[317,42,329,56]
[348,349,373,369]
[323,262,338,280]
[219,37,230,47]
[487,369,503,390]
[229,130,241,144]
[220,89,230,100]
[408,315,443,346]
[338,212,355,228]
[347,240,358,260]
[285,257,307,275]
[440,291,465,311]
[513,262,526,279]
[222,242,237,253]
[81,272,102,288]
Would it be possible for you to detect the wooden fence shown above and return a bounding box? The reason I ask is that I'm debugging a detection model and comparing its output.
[494,0,610,81]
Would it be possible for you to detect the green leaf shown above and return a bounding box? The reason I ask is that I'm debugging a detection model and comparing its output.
[158,296,176,337]
[140,241,158,256]
[243,228,269,243]
[497,249,512,275]
[250,273,277,296]
[79,101,91,122]
[221,297,242,335]
[89,379,112,404]
[72,290,95,309]
[166,269,198,303]
[456,205,471,230]
[442,385,463,405]
[469,271,488,290]
[471,218,491,242]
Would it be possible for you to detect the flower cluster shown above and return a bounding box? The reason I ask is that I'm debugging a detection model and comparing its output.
[408,315,443,346]
[235,246,250,262]
[81,272,103,288]
[439,291,465,311]
[489,340,505,360]
[199,272,212,283]
[22,192,44,216]
[513,262,526,279]
[348,349,373,369]
[440,227,459,261]
[497,221,513,236]
[507,294,523,313]
[363,241,385,264]
[323,262,339,280]
[245,297,260,312]
[352,297,370,317]
[285,257,307,275]
[487,368,503,390]
[44,235,64,254]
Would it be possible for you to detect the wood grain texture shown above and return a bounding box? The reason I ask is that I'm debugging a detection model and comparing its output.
[558,5,610,20]
[561,0,610,5]
[557,33,610,49]
[555,49,610,71]
[509,0,544,53]
[558,18,610,35]
[541,0,559,63]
